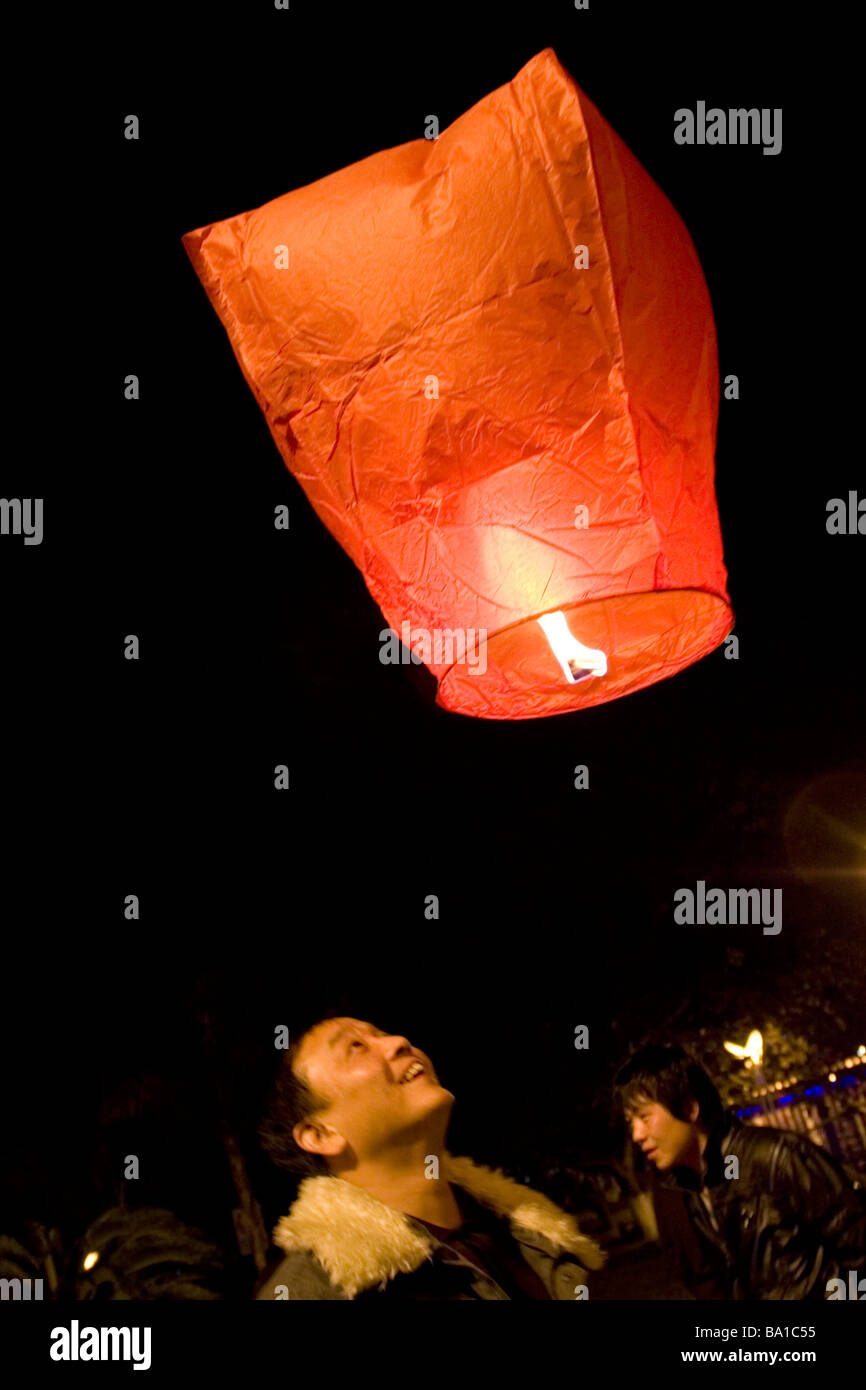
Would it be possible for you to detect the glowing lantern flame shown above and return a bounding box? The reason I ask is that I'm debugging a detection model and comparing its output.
[82,1251,99,1271]
[537,612,607,686]
[724,1029,763,1066]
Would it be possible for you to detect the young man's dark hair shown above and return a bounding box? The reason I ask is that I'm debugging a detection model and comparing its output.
[614,1041,866,1301]
[613,1043,725,1134]
[258,1019,338,1179]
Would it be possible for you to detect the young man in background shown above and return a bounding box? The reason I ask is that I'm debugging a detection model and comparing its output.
[614,1043,866,1300]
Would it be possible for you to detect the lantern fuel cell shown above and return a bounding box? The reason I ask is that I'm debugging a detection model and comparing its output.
[183,47,733,719]
[537,613,607,685]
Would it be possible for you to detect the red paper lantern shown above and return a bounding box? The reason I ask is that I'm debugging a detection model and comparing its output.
[183,47,733,719]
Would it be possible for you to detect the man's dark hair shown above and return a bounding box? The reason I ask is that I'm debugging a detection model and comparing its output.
[613,1043,726,1132]
[258,1018,338,1178]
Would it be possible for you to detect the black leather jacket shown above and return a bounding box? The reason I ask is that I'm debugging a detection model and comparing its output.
[653,1113,866,1300]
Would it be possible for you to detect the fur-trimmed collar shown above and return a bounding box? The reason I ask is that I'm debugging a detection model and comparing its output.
[273,1152,606,1298]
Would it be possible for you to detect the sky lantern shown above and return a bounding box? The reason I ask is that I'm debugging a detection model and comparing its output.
[183,47,733,719]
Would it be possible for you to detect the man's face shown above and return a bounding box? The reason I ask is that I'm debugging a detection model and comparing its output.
[294,1018,454,1164]
[626,1093,700,1171]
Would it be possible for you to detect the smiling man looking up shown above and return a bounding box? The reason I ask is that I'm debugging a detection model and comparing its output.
[254,1014,604,1300]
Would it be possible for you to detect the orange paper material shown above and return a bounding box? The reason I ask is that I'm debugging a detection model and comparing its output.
[183,47,733,719]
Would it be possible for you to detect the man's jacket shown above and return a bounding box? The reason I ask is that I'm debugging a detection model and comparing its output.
[254,1152,606,1300]
[653,1113,866,1300]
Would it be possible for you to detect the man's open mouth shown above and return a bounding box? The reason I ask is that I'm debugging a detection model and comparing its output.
[400,1061,426,1084]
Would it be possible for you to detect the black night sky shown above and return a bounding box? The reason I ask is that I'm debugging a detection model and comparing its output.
[3,1,863,1303]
